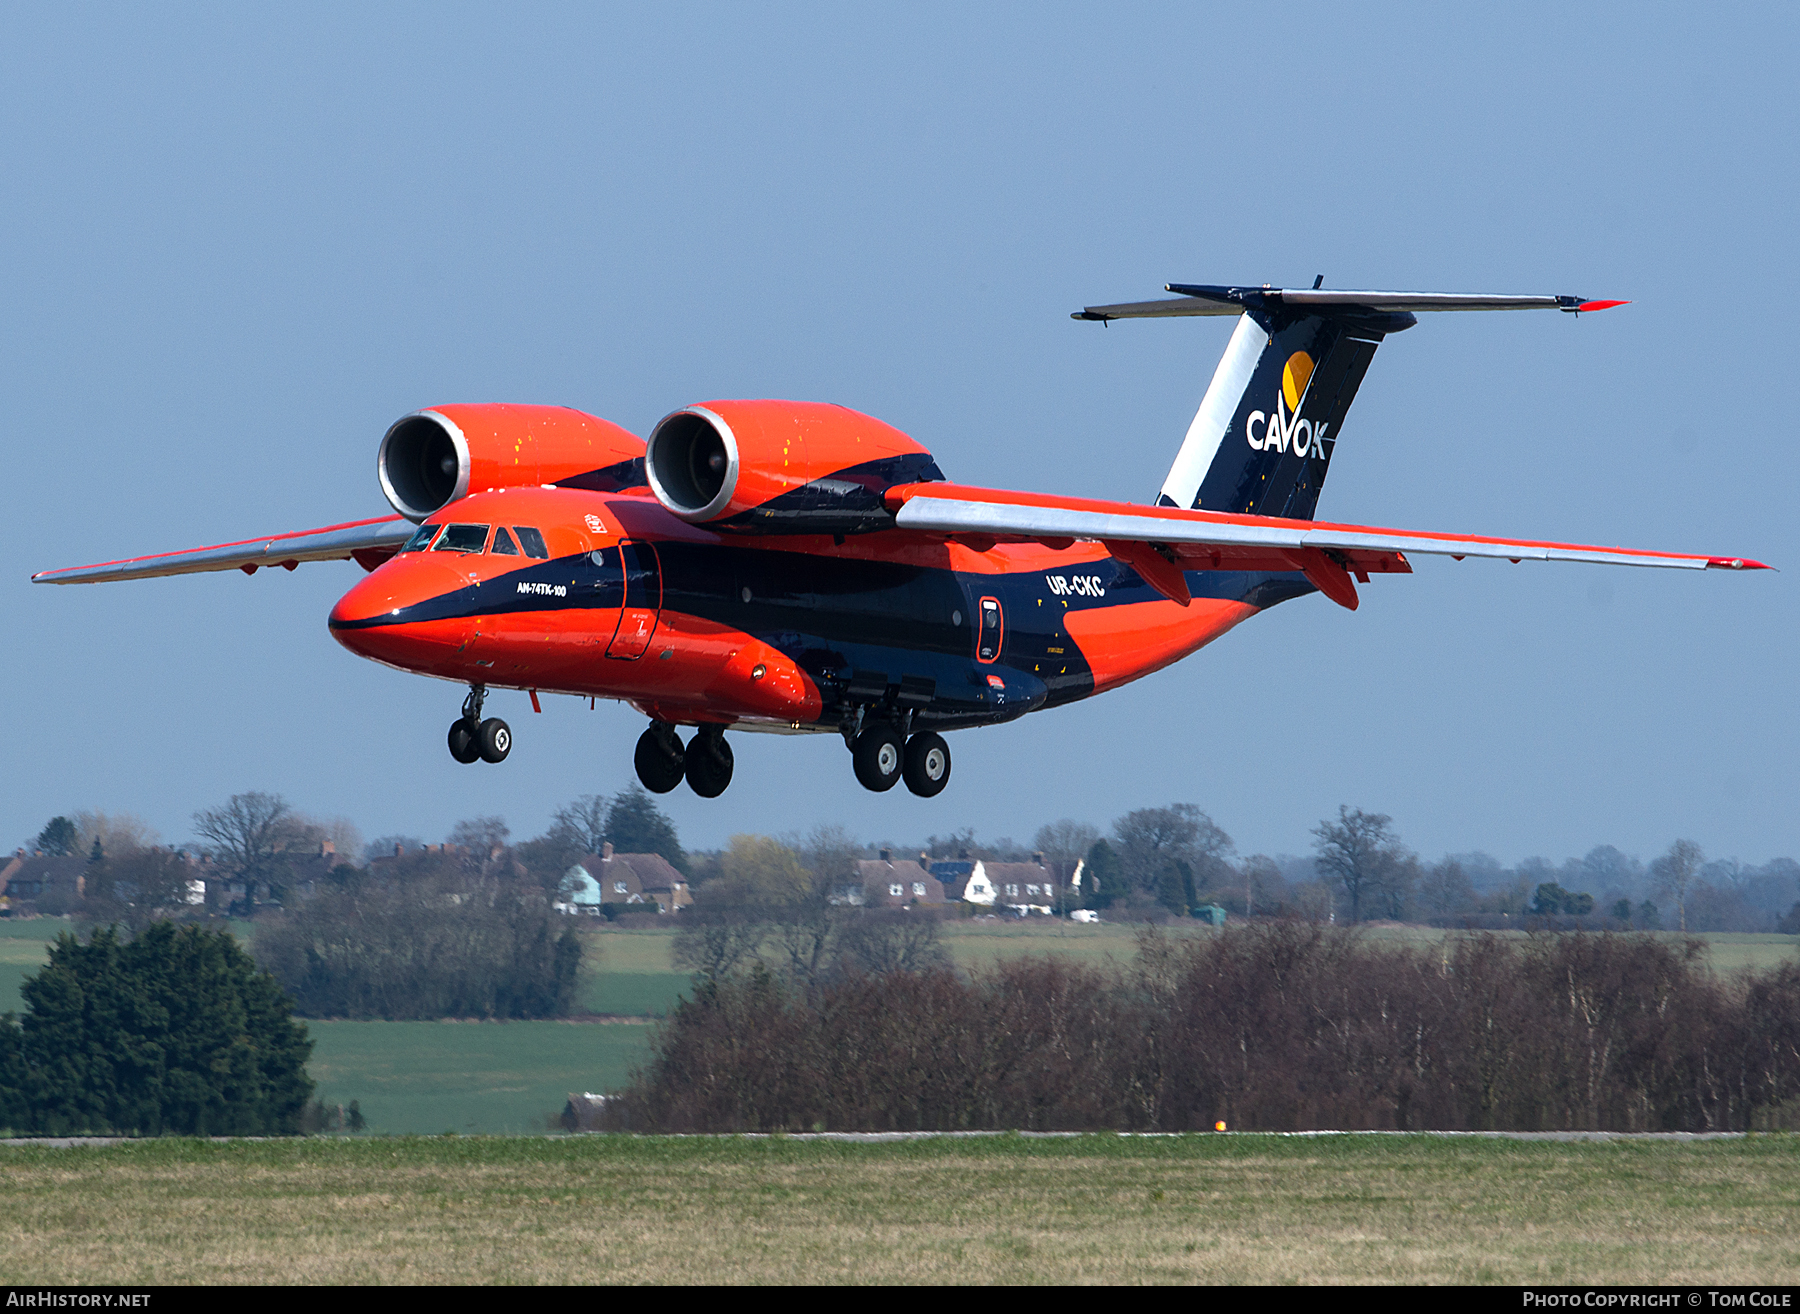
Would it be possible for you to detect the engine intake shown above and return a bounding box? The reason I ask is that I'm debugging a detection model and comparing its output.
[378,404,645,521]
[646,400,942,533]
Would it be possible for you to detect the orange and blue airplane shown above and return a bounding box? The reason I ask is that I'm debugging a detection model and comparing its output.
[32,282,1769,799]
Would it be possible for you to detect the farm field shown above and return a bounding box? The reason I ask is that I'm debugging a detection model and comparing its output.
[306,1021,652,1135]
[0,1133,1795,1284]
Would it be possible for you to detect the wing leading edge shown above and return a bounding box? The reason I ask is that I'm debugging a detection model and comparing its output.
[30,516,415,585]
[886,484,1769,610]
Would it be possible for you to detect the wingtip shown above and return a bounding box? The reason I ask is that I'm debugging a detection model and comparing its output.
[1706,557,1773,571]
[1577,299,1630,313]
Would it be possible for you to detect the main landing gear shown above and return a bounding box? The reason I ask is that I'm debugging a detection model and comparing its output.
[633,721,736,797]
[447,685,510,765]
[847,718,951,797]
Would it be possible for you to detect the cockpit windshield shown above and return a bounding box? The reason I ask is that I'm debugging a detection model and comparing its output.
[432,524,490,554]
[399,524,441,553]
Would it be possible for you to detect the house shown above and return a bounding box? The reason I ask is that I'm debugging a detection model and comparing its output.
[560,844,691,914]
[851,850,945,907]
[0,850,87,911]
[962,853,1084,916]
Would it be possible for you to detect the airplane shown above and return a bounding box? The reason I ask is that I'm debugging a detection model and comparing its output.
[32,281,1770,800]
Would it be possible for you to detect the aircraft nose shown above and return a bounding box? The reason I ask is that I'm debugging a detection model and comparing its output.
[329,555,472,668]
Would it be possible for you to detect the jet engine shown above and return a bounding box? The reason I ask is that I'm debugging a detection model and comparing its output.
[378,404,645,521]
[644,399,944,534]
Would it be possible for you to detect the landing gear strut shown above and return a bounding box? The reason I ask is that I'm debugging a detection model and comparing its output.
[634,721,686,794]
[684,724,734,798]
[447,685,510,765]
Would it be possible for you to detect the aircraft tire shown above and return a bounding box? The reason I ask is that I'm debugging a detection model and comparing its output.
[635,725,686,794]
[447,719,481,764]
[852,726,904,792]
[477,717,512,764]
[685,729,734,798]
[903,732,951,797]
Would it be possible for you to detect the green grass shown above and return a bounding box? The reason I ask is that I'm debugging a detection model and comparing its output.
[1,1133,1797,1284]
[305,1021,654,1135]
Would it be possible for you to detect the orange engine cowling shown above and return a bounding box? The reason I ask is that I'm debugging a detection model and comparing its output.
[378,403,645,521]
[644,399,943,534]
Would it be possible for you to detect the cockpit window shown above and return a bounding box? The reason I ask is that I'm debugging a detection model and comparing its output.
[400,524,441,553]
[433,524,490,554]
[491,527,521,556]
[513,527,549,559]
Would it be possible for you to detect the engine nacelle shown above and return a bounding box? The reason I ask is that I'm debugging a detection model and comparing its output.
[644,400,943,534]
[378,404,645,522]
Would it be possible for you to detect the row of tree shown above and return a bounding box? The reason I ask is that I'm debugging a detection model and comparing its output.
[604,924,1800,1134]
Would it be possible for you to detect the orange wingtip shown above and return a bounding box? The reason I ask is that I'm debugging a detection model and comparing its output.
[1578,299,1630,312]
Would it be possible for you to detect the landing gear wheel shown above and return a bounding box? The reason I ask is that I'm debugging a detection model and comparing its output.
[634,724,686,794]
[684,727,734,798]
[852,725,905,792]
[447,719,481,764]
[477,717,511,764]
[903,732,951,797]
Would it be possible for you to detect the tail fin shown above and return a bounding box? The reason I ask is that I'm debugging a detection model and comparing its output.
[1074,283,1622,520]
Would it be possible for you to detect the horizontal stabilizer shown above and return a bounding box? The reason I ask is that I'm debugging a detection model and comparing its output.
[1074,283,1627,322]
[31,516,414,584]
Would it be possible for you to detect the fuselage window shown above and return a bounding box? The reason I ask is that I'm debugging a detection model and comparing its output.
[400,525,441,553]
[433,524,490,554]
[491,527,521,556]
[514,527,550,559]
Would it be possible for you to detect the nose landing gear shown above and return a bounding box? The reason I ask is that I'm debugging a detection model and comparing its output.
[446,685,511,765]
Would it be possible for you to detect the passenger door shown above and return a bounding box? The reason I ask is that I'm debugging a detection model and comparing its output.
[606,540,662,660]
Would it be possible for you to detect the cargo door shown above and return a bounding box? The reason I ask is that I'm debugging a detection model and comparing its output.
[606,540,662,660]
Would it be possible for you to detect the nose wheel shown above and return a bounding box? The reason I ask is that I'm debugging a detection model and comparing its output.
[446,685,511,765]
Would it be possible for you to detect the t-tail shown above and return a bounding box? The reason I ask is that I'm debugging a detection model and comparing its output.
[1075,282,1627,519]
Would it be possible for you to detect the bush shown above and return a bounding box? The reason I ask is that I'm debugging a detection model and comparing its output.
[254,865,581,1019]
[604,924,1800,1133]
[0,923,313,1135]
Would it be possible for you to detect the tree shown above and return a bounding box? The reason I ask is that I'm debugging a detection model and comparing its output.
[1418,858,1478,919]
[254,860,582,1019]
[448,815,511,856]
[1082,839,1124,909]
[70,810,158,863]
[0,923,313,1135]
[605,786,687,874]
[192,792,306,906]
[34,817,77,857]
[1034,820,1098,913]
[1652,839,1704,934]
[550,795,610,853]
[1112,805,1234,911]
[92,848,200,933]
[1239,855,1286,917]
[1312,806,1408,924]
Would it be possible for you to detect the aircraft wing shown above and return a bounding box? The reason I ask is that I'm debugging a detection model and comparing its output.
[30,515,415,585]
[887,484,1769,610]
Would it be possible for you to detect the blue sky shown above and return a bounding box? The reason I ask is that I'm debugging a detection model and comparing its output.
[4,4,1794,866]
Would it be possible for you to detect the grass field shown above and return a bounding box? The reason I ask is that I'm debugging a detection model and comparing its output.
[306,1021,653,1135]
[0,1133,1795,1284]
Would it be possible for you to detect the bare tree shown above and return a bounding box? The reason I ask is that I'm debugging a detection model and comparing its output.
[1418,858,1478,919]
[550,795,609,854]
[192,793,303,906]
[1312,806,1406,924]
[1034,819,1099,894]
[672,913,767,982]
[71,810,158,862]
[449,815,511,855]
[1652,839,1704,933]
